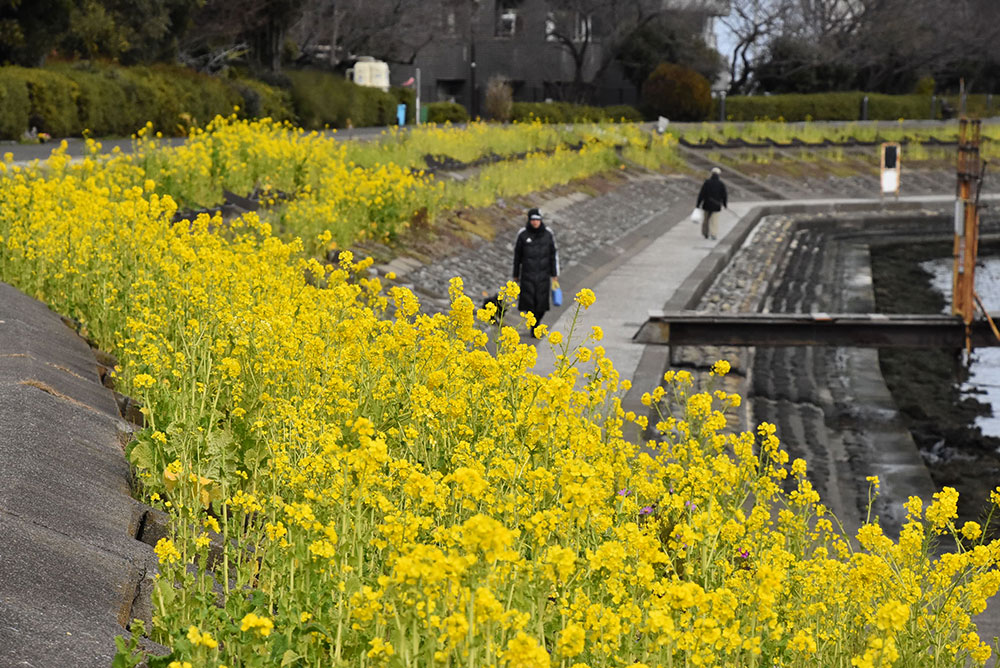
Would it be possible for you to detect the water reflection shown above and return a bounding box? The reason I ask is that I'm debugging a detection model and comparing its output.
[922,256,1000,438]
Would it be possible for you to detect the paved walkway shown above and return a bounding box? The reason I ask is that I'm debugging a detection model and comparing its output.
[538,193,1000,382]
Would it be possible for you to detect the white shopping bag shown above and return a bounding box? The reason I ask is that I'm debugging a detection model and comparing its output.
[689,208,704,224]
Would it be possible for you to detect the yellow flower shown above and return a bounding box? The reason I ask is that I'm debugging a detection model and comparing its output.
[187,625,219,649]
[154,538,181,565]
[240,612,274,637]
[961,521,982,541]
[557,623,586,657]
[926,487,959,530]
[501,631,549,668]
[574,288,596,309]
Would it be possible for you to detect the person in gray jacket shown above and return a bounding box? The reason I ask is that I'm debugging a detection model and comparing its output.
[696,167,728,240]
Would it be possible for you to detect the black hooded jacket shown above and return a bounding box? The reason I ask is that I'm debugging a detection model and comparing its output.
[513,220,559,314]
[697,174,728,212]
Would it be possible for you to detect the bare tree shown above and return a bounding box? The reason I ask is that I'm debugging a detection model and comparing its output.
[719,0,794,94]
[545,0,696,102]
[744,0,1000,94]
[291,0,442,67]
[181,0,306,72]
[842,0,1000,92]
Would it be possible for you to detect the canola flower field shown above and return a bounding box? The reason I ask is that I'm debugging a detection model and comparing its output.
[1,117,999,668]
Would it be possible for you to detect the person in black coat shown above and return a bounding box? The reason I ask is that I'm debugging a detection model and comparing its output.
[696,167,728,240]
[513,207,559,331]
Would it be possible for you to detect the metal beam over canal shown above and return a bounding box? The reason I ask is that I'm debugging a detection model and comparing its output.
[634,312,1000,348]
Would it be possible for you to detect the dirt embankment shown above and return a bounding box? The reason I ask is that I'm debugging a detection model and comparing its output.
[871,241,1000,527]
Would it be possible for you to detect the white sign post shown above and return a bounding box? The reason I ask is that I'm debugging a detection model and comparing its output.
[880,142,901,197]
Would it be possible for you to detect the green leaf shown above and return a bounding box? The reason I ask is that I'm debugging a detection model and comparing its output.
[147,652,177,668]
[281,649,302,666]
[269,632,290,663]
[128,439,155,472]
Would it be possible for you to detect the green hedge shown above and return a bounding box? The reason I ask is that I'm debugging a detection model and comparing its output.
[226,76,295,122]
[0,63,396,139]
[0,71,31,139]
[285,69,400,129]
[0,64,255,138]
[716,92,961,122]
[510,101,642,123]
[425,101,469,124]
[0,67,81,137]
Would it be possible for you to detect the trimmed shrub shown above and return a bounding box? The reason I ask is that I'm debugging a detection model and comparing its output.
[511,102,569,123]
[52,64,138,136]
[867,94,935,121]
[285,69,398,129]
[426,101,469,124]
[130,65,242,131]
[360,89,392,126]
[0,62,644,139]
[0,70,31,139]
[0,67,81,137]
[940,94,994,118]
[228,76,295,122]
[641,63,712,122]
[718,92,938,122]
[603,104,644,122]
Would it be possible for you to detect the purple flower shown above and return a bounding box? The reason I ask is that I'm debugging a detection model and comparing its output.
[617,488,631,497]
[738,548,750,559]
[639,506,654,516]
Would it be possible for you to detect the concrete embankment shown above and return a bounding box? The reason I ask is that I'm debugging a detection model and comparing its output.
[0,282,158,666]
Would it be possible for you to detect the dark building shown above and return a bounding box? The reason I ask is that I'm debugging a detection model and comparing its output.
[396,0,729,114]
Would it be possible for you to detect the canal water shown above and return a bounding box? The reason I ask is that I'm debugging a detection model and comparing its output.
[923,256,1000,440]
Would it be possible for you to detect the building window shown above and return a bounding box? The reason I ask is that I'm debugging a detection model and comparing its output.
[575,13,592,42]
[545,10,592,42]
[436,79,466,103]
[496,0,524,38]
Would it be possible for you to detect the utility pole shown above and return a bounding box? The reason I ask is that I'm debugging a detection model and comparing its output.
[416,67,422,125]
[468,0,480,119]
[952,118,986,348]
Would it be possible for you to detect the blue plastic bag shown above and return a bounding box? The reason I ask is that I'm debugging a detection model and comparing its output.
[552,279,563,306]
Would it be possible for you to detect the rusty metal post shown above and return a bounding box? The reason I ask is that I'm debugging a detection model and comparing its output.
[952,118,982,330]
